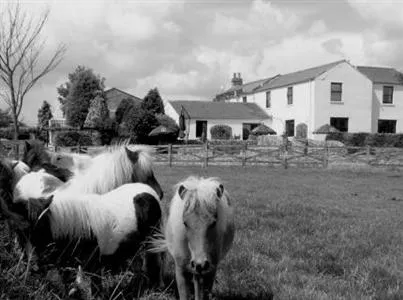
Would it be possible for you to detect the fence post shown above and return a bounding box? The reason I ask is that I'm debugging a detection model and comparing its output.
[323,144,328,168]
[14,143,19,160]
[168,144,173,167]
[283,148,288,169]
[366,145,371,160]
[242,143,247,167]
[203,142,208,168]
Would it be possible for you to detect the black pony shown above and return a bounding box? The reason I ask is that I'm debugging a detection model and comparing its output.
[22,141,73,182]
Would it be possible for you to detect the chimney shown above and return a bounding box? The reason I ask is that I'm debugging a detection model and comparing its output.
[231,72,243,87]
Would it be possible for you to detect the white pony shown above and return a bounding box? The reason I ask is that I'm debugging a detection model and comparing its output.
[15,144,163,200]
[11,181,164,295]
[11,160,30,185]
[49,151,92,176]
[153,176,235,300]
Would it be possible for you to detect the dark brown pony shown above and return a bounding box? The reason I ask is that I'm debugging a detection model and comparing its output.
[22,140,73,182]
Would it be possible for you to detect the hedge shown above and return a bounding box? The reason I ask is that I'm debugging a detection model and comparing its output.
[210,124,232,140]
[0,127,37,140]
[326,132,403,148]
[54,130,93,147]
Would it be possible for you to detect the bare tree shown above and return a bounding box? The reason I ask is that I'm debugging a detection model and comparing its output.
[0,3,66,139]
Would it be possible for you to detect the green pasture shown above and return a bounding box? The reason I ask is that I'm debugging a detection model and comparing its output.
[1,166,403,299]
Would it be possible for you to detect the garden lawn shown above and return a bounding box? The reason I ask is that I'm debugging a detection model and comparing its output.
[151,166,403,300]
[1,166,403,299]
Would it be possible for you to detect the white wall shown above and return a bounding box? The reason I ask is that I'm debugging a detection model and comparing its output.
[248,81,315,137]
[314,62,373,134]
[372,84,403,133]
[186,118,264,140]
[163,100,180,125]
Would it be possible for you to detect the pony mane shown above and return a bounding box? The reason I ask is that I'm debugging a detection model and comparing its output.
[23,141,50,167]
[64,144,155,194]
[176,176,223,216]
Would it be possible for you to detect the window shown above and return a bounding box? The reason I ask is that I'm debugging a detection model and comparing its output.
[287,87,293,105]
[331,82,342,102]
[242,96,247,103]
[196,120,207,138]
[330,117,349,132]
[266,91,271,108]
[383,86,394,104]
[378,120,396,133]
[285,120,295,137]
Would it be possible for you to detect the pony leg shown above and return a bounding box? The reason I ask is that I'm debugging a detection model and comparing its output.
[144,251,163,288]
[193,275,204,300]
[175,265,191,300]
[203,271,216,300]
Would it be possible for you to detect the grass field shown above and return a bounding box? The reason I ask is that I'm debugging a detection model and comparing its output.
[1,165,403,299]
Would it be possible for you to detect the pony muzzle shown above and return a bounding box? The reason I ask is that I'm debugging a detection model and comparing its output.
[190,258,211,275]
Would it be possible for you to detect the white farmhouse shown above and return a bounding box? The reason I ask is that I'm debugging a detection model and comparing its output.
[164,100,270,140]
[215,60,403,139]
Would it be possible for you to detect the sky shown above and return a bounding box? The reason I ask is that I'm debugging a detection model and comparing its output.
[1,0,403,125]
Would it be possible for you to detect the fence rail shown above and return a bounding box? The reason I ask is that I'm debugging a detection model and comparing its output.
[2,140,403,169]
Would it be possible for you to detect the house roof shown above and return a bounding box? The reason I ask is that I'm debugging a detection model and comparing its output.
[221,76,279,95]
[104,88,142,112]
[255,60,346,92]
[357,66,403,85]
[170,100,269,120]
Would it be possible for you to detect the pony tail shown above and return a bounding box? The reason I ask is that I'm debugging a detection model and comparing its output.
[146,230,168,254]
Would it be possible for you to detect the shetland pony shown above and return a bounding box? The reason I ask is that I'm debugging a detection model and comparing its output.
[11,182,163,295]
[57,144,163,198]
[0,158,31,252]
[22,140,73,182]
[13,169,64,201]
[154,176,235,300]
[22,141,163,199]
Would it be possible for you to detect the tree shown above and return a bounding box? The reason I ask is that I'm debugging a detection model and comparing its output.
[120,103,158,144]
[59,66,105,128]
[0,3,66,140]
[84,95,109,129]
[141,88,165,115]
[115,97,134,125]
[0,109,12,128]
[37,100,53,128]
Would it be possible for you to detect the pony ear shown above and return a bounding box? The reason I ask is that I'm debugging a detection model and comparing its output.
[125,147,139,163]
[42,195,54,209]
[216,184,224,199]
[178,185,187,200]
[11,161,19,169]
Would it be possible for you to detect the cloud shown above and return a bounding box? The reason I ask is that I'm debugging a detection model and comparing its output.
[2,0,403,125]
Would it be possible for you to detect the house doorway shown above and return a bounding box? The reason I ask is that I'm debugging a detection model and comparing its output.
[242,123,259,140]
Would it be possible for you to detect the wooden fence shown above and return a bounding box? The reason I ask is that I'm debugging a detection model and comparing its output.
[2,140,403,169]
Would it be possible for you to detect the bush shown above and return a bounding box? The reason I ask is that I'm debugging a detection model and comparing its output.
[0,127,36,140]
[210,124,232,140]
[54,130,92,147]
[296,123,308,139]
[327,132,403,148]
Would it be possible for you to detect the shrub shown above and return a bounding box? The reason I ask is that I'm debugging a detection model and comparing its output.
[327,132,403,148]
[54,130,92,147]
[0,127,36,140]
[347,132,370,147]
[296,123,308,139]
[210,124,232,140]
[119,103,159,144]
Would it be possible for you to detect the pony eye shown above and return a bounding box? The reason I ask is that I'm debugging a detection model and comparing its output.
[183,222,188,228]
[210,220,217,228]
